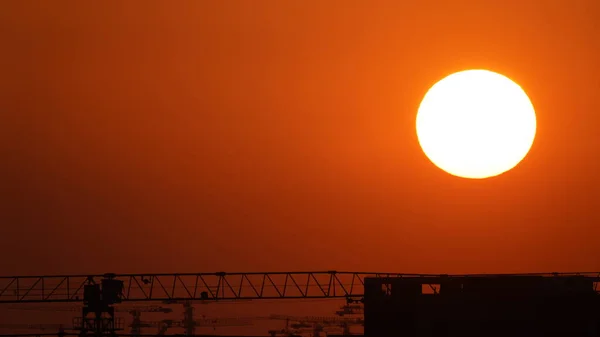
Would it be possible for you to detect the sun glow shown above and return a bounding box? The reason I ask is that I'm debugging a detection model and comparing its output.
[416,69,537,179]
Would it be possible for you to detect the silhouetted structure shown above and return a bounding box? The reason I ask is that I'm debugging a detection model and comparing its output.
[3,271,600,337]
[74,274,125,337]
[0,271,392,337]
[364,274,600,337]
[0,272,394,303]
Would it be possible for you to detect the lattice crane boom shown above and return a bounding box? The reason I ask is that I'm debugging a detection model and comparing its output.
[0,271,411,303]
[0,271,596,304]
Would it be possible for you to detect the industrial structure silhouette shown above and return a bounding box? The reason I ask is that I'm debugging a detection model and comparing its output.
[0,271,598,337]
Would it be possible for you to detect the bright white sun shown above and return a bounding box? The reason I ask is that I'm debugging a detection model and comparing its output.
[416,69,537,179]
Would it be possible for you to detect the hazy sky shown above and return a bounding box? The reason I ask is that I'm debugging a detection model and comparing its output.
[1,1,599,276]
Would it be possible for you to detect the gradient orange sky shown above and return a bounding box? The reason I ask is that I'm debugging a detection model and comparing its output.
[1,1,599,277]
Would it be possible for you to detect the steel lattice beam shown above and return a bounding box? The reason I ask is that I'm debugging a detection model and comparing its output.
[0,271,598,304]
[0,271,411,303]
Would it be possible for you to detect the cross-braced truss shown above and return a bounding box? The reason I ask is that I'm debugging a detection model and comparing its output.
[0,271,410,303]
[1,271,598,304]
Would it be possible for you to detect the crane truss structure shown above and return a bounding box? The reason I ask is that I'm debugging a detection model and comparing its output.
[0,271,410,304]
[1,271,599,304]
[1,271,599,337]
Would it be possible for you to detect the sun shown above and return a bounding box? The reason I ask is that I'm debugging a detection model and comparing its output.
[416,69,537,179]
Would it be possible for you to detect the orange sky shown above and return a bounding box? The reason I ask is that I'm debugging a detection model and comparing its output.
[1,1,599,277]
